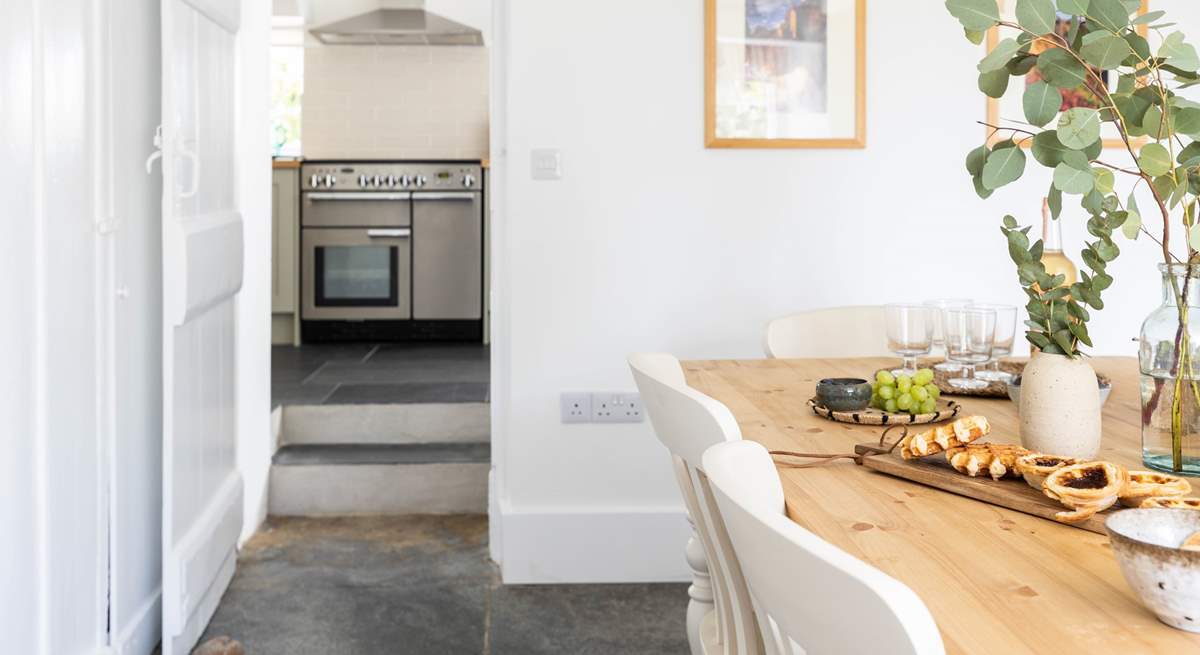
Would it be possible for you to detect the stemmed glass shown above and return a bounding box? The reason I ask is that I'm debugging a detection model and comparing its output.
[923,298,971,372]
[885,303,933,377]
[943,307,996,390]
[970,303,1017,382]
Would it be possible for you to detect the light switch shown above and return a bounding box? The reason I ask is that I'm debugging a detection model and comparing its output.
[531,148,562,180]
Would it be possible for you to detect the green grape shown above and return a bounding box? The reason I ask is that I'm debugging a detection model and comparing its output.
[928,384,941,400]
[884,398,898,413]
[896,393,913,410]
[913,368,934,386]
[871,394,882,409]
[878,385,895,400]
[912,386,929,402]
[896,375,912,393]
[920,398,937,413]
[876,370,895,385]
[871,380,879,393]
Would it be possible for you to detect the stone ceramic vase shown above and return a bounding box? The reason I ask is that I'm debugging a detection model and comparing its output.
[1018,350,1101,458]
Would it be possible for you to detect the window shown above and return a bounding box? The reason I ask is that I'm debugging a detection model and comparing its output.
[271,46,303,156]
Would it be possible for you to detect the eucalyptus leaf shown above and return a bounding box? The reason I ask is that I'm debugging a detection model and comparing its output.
[1093,167,1115,194]
[1189,223,1200,252]
[966,145,989,177]
[980,38,1021,72]
[1161,32,1200,72]
[1081,34,1131,69]
[1087,0,1131,32]
[965,28,987,45]
[1038,48,1088,89]
[972,174,994,199]
[946,0,1001,31]
[1173,106,1200,136]
[1054,162,1096,194]
[978,69,1011,98]
[1139,142,1173,176]
[1016,0,1057,34]
[1023,82,1061,127]
[1048,185,1063,218]
[1122,193,1141,239]
[1052,329,1076,354]
[1057,107,1101,149]
[1057,0,1089,15]
[1123,33,1152,61]
[1032,130,1071,167]
[1178,142,1200,167]
[1131,10,1166,25]
[982,145,1027,190]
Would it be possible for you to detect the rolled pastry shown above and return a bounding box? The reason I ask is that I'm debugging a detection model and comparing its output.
[1118,470,1192,507]
[1042,461,1128,524]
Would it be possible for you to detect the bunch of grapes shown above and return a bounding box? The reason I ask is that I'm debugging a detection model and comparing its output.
[871,368,940,415]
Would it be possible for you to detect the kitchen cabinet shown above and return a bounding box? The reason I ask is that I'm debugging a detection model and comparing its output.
[272,164,300,344]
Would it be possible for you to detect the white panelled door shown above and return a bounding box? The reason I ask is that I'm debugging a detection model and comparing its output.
[160,0,244,653]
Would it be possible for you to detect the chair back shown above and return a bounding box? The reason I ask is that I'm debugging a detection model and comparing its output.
[764,305,890,358]
[702,440,945,655]
[629,353,761,655]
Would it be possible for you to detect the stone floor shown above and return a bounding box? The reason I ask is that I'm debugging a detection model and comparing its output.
[272,343,489,408]
[201,515,689,655]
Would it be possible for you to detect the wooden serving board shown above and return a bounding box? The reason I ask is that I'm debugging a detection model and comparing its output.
[853,442,1110,534]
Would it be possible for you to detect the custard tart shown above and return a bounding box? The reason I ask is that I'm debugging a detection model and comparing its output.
[946,443,1030,480]
[1141,496,1200,510]
[1015,453,1079,490]
[1118,470,1192,507]
[900,415,990,460]
[1042,461,1128,524]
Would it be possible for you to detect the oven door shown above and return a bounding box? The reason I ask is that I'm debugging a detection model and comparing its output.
[302,228,411,320]
[302,191,411,228]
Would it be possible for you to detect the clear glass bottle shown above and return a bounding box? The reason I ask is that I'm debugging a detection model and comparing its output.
[1040,198,1078,288]
[1139,263,1200,475]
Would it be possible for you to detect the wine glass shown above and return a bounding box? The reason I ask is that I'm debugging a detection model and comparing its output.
[885,303,933,377]
[970,303,1017,382]
[923,298,971,372]
[943,307,996,390]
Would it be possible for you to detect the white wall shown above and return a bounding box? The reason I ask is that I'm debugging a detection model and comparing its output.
[0,0,108,651]
[492,0,1200,582]
[302,44,489,159]
[238,0,274,545]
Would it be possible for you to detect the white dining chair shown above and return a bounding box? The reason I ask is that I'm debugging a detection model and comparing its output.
[702,440,945,655]
[764,305,891,359]
[629,353,761,655]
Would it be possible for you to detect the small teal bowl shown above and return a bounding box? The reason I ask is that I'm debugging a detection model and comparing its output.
[815,378,873,412]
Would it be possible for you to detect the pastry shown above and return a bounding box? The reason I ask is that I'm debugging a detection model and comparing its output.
[946,443,1030,480]
[1015,453,1079,490]
[1182,531,1200,552]
[1042,461,1128,524]
[1141,497,1200,510]
[1118,470,1192,507]
[899,415,990,460]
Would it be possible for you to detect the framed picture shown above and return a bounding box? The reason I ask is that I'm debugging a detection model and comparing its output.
[705,0,867,148]
[985,0,1149,149]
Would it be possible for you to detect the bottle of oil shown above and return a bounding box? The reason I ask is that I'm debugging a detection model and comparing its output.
[1041,197,1078,287]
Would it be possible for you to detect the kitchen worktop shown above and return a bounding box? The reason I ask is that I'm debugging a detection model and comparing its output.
[273,157,489,169]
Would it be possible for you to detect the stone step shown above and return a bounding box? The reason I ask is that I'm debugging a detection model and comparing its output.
[280,402,489,446]
[268,443,490,516]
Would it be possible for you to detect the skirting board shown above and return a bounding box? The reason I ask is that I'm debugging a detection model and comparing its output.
[497,503,692,584]
[112,589,161,655]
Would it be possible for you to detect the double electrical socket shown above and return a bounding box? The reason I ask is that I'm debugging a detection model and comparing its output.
[560,392,644,423]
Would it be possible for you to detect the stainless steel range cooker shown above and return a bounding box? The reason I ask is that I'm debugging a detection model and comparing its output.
[300,160,483,342]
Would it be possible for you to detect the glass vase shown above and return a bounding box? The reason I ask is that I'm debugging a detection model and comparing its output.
[1140,263,1200,475]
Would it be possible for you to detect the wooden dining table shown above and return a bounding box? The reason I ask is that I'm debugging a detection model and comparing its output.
[683,356,1200,654]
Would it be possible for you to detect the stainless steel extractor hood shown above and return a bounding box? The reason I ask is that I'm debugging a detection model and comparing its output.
[310,8,483,45]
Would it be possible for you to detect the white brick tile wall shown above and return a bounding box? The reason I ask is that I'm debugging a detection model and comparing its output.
[302,45,489,160]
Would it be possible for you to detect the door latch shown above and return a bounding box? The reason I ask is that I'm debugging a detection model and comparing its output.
[145,125,163,173]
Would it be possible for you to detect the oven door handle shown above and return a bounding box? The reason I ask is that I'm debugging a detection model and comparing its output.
[306,192,412,201]
[411,192,477,201]
[366,228,412,238]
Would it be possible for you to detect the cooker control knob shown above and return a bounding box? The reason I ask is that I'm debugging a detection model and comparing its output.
[398,175,411,188]
[412,174,427,188]
[324,174,336,187]
[310,174,321,188]
[358,175,369,188]
[386,175,398,187]
[462,174,476,188]
[371,175,381,188]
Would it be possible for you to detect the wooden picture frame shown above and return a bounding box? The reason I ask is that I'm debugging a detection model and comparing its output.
[705,0,867,149]
[985,0,1149,149]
